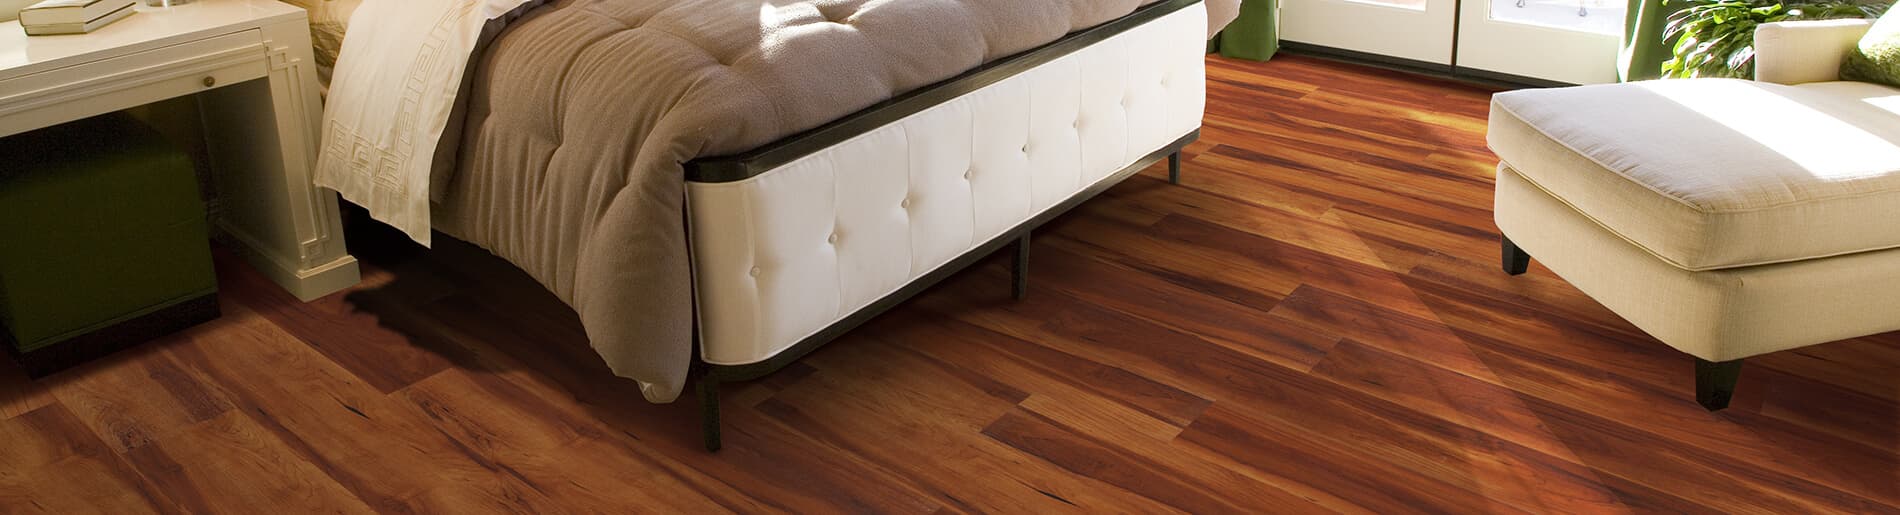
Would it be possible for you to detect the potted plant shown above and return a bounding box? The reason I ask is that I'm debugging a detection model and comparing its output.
[1661,0,1888,78]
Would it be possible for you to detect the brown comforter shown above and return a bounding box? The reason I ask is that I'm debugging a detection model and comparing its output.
[432,0,1238,402]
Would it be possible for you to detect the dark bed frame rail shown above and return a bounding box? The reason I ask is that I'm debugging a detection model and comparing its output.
[682,0,1206,452]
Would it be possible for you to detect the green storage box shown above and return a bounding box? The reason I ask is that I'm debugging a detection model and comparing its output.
[1215,0,1281,61]
[0,113,219,377]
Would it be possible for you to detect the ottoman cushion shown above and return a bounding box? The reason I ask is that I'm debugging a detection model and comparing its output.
[1488,78,1900,271]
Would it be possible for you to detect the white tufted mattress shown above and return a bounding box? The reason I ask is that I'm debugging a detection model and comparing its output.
[690,3,1209,368]
[420,0,1231,403]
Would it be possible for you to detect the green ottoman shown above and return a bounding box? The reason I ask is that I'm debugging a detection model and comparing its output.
[0,113,220,377]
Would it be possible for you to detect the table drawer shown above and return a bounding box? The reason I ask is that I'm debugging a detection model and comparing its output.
[0,29,267,137]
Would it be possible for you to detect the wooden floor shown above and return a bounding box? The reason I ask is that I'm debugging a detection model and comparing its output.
[5,54,1899,514]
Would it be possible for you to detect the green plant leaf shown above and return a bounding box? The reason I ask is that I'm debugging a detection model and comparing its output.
[1660,0,1887,79]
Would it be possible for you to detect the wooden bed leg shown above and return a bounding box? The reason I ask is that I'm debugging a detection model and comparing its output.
[699,375,722,452]
[1012,232,1031,300]
[1501,236,1531,276]
[1696,358,1743,411]
[1168,152,1182,185]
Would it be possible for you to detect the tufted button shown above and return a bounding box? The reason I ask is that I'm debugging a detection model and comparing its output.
[900,198,911,208]
[749,267,761,277]
[828,233,839,244]
[963,169,972,180]
[818,5,853,24]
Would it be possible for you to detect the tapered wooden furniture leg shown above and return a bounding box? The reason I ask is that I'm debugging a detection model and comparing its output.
[1012,232,1031,300]
[1696,358,1743,411]
[1168,152,1182,185]
[1502,236,1531,276]
[699,375,722,452]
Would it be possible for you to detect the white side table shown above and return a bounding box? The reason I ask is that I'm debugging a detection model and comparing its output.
[0,0,358,301]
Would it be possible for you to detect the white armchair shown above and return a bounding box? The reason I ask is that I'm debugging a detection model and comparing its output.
[1755,18,1877,85]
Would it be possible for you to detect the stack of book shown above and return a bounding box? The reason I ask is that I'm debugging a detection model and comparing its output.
[18,0,137,36]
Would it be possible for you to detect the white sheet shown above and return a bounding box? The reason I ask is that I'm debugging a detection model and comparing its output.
[312,0,537,246]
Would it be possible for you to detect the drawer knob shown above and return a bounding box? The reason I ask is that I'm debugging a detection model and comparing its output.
[202,76,216,88]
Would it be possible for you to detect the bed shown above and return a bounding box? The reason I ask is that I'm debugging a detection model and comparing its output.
[313,0,1232,451]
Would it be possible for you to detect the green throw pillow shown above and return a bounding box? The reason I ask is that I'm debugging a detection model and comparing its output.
[1843,8,1900,87]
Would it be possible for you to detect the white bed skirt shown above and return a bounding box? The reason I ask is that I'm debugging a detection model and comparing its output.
[687,4,1209,366]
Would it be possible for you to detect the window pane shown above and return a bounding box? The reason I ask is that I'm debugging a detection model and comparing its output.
[1488,0,1624,35]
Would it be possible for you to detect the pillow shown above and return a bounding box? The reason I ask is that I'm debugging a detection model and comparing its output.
[1842,7,1900,87]
[278,0,363,69]
[313,0,548,244]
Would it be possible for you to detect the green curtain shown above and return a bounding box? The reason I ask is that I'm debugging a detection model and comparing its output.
[1620,0,1687,81]
[1215,0,1281,61]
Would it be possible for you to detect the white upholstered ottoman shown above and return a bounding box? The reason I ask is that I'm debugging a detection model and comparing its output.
[1486,20,1900,410]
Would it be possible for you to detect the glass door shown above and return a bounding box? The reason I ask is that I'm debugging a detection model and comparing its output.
[1454,0,1623,83]
[1280,0,1461,65]
[1278,0,1623,84]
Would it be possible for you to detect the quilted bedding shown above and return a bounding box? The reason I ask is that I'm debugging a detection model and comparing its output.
[415,0,1237,402]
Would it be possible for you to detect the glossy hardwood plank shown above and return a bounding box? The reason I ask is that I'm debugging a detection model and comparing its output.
[121,411,377,515]
[2,452,170,515]
[1521,395,1884,514]
[865,309,1212,431]
[925,280,1625,513]
[405,294,953,513]
[398,370,749,513]
[1309,340,1587,466]
[1177,403,1540,514]
[1268,284,1497,382]
[1144,213,1442,319]
[221,254,463,395]
[0,404,173,514]
[158,298,566,513]
[0,362,54,422]
[1027,240,1337,371]
[44,342,233,454]
[758,343,1183,513]
[2,53,1895,514]
[981,407,1303,513]
[1756,337,1900,403]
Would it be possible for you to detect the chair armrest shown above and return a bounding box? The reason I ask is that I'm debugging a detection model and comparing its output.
[1755,19,1875,85]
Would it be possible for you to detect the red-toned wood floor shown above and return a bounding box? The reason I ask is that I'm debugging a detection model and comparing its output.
[3,54,1896,514]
